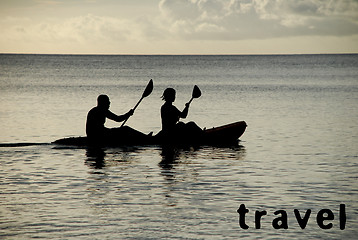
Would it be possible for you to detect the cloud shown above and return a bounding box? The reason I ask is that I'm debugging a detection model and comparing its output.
[0,0,357,53]
[158,0,358,40]
[3,0,358,43]
[0,14,147,52]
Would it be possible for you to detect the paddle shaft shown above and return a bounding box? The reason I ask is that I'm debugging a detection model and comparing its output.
[120,79,153,128]
[188,97,194,105]
[120,96,143,127]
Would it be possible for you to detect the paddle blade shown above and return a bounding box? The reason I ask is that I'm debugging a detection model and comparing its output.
[192,85,201,99]
[142,79,153,98]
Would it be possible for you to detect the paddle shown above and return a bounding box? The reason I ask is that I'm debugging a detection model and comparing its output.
[187,85,201,105]
[121,79,153,127]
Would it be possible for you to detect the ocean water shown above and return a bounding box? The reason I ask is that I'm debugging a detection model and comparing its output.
[0,54,357,239]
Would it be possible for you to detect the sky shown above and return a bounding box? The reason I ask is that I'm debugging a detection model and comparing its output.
[1,0,358,54]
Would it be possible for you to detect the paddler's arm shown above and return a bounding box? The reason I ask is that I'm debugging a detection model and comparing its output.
[107,109,134,122]
[179,103,190,119]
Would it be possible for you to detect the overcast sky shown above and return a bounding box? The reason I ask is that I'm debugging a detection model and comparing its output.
[1,0,358,54]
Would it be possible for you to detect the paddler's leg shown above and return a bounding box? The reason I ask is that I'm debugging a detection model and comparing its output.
[185,121,203,134]
[110,126,151,142]
[186,121,201,130]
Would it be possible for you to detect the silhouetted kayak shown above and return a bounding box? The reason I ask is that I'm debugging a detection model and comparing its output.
[53,121,247,147]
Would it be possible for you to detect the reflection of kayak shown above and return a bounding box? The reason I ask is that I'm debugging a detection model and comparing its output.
[53,121,247,147]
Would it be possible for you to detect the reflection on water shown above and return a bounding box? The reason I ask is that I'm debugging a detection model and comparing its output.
[85,147,106,169]
[85,144,246,173]
[85,146,145,171]
[1,141,357,239]
[160,146,181,165]
[158,144,246,179]
[84,144,246,187]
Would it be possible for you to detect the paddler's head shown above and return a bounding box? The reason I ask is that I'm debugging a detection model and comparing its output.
[97,94,110,109]
[161,88,176,103]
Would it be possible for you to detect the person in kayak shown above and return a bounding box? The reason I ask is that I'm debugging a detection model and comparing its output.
[86,94,147,143]
[159,88,202,140]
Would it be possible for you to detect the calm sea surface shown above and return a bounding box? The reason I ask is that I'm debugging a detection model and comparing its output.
[0,54,357,239]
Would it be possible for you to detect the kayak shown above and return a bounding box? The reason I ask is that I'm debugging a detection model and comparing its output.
[53,121,247,147]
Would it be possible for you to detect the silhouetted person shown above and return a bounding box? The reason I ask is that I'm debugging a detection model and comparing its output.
[161,88,189,132]
[86,94,148,145]
[158,88,202,142]
[86,95,133,138]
